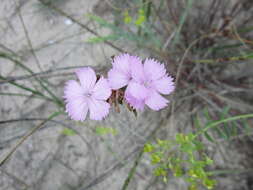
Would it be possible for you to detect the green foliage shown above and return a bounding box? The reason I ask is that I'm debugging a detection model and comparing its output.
[195,107,253,142]
[95,126,117,136]
[87,14,119,30]
[0,52,63,107]
[171,0,194,47]
[87,14,141,44]
[143,143,154,152]
[87,35,120,43]
[87,0,162,50]
[123,11,132,24]
[144,134,216,190]
[62,128,76,136]
[135,8,146,26]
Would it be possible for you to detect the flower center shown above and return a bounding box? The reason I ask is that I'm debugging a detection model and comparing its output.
[84,92,92,98]
[143,81,150,88]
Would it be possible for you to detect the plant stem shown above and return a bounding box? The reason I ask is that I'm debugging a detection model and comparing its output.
[194,113,253,138]
[121,149,144,190]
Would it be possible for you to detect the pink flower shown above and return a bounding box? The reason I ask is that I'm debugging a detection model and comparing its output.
[108,53,142,89]
[126,58,175,111]
[64,67,111,121]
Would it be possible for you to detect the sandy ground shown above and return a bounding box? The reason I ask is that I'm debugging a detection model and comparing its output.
[0,0,252,190]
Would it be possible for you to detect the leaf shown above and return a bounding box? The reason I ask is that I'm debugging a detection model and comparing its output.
[242,119,252,135]
[143,143,154,152]
[123,11,132,24]
[180,143,195,153]
[203,108,212,121]
[86,14,142,44]
[231,121,238,137]
[87,14,119,30]
[87,34,120,43]
[216,107,232,140]
[194,115,202,130]
[135,8,146,26]
[238,26,253,33]
[95,126,117,136]
[175,133,185,143]
[203,107,231,141]
[196,113,253,139]
[213,126,228,140]
[192,140,204,150]
[62,128,76,136]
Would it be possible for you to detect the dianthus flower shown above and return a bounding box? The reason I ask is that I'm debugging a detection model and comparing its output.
[108,53,175,111]
[126,58,175,111]
[108,53,141,89]
[64,67,111,121]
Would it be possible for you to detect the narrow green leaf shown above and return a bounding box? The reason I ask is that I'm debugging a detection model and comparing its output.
[203,108,211,121]
[212,126,226,139]
[87,14,119,30]
[171,0,193,46]
[194,115,201,130]
[87,34,120,43]
[62,128,76,136]
[237,26,253,33]
[220,107,231,140]
[95,126,117,136]
[0,52,63,106]
[204,132,215,143]
[231,121,238,137]
[195,113,253,138]
[242,119,252,135]
[0,75,49,99]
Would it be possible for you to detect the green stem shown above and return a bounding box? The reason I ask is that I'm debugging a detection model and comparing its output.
[0,52,63,106]
[0,76,54,102]
[194,113,253,138]
[194,52,253,64]
[121,150,144,190]
[0,92,54,101]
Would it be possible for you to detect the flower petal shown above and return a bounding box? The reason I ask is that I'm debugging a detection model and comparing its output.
[128,81,149,100]
[88,98,110,120]
[108,68,130,89]
[144,59,166,81]
[112,53,131,73]
[112,53,141,74]
[145,91,169,111]
[66,97,88,121]
[131,59,146,83]
[92,77,112,100]
[152,75,175,95]
[76,67,97,92]
[125,86,145,110]
[63,80,84,101]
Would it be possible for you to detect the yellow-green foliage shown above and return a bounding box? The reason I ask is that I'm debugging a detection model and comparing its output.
[144,133,216,190]
[62,128,76,136]
[123,11,132,24]
[135,8,146,26]
[95,126,117,136]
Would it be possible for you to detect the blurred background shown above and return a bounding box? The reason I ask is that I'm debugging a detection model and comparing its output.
[0,0,253,189]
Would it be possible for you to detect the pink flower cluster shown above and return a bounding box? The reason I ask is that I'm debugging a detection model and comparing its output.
[64,53,175,121]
